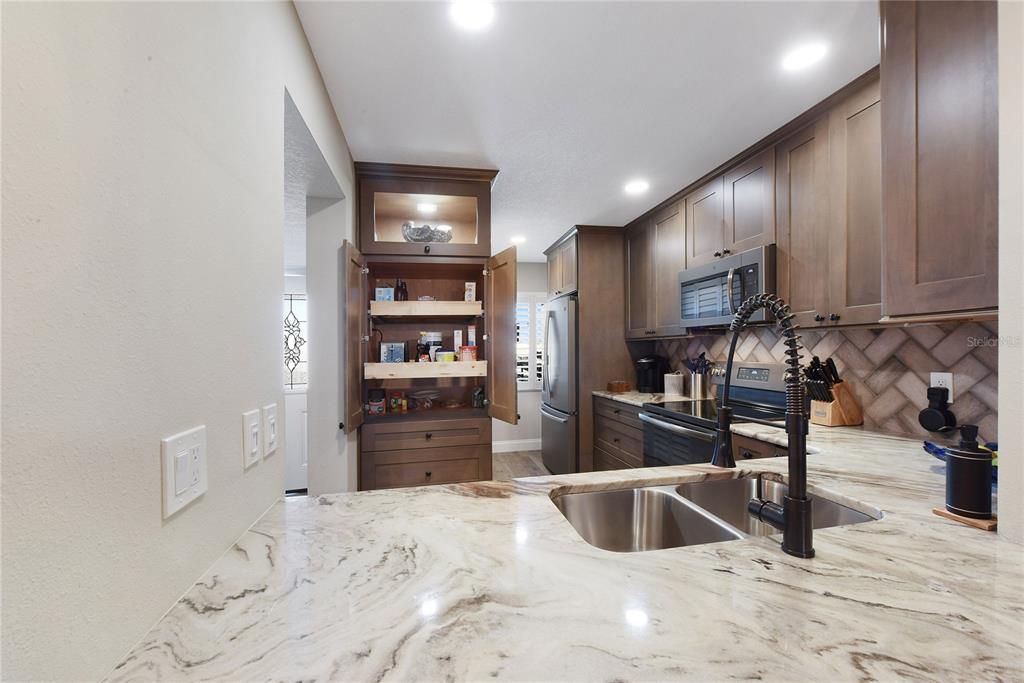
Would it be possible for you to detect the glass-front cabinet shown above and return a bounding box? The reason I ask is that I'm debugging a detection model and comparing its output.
[357,163,496,257]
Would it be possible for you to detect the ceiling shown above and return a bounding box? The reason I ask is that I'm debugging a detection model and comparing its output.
[296,1,879,262]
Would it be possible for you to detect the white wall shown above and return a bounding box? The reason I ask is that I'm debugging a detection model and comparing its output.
[0,2,355,679]
[492,262,548,451]
[998,0,1024,544]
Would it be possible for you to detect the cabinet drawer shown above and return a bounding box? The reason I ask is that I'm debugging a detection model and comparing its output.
[594,397,643,430]
[595,446,634,472]
[361,444,491,490]
[732,434,786,461]
[594,417,642,467]
[362,417,491,452]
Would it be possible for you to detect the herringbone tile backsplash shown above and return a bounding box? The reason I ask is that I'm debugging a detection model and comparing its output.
[656,321,999,443]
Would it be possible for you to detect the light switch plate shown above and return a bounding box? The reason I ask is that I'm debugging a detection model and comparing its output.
[161,425,207,518]
[243,409,261,469]
[262,403,278,458]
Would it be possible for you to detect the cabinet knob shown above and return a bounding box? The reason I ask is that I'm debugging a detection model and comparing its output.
[425,432,432,440]
[338,422,345,430]
[741,450,753,459]
[425,471,432,478]
[424,245,431,254]
[713,251,722,258]
[814,314,825,322]
[613,437,620,443]
[829,313,841,322]
[722,249,731,255]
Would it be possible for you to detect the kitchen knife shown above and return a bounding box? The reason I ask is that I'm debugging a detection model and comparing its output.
[825,357,842,384]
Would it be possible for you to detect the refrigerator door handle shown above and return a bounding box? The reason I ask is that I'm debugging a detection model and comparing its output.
[540,405,569,424]
[542,307,553,397]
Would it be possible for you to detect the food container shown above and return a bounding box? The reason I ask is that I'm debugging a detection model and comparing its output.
[419,331,442,361]
[436,351,456,362]
[464,282,477,301]
[459,345,478,362]
[374,287,395,301]
[664,372,684,395]
[368,389,386,416]
[380,342,405,363]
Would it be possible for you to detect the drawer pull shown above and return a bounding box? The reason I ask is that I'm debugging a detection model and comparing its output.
[425,470,432,478]
[613,437,620,443]
[425,432,433,440]
[613,409,620,414]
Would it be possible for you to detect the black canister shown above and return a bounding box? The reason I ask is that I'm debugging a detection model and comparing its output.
[945,424,992,519]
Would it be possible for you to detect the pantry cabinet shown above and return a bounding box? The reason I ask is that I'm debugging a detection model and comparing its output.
[880,0,998,319]
[347,163,516,491]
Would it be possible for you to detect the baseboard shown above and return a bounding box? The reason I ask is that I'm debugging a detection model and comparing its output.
[492,439,541,454]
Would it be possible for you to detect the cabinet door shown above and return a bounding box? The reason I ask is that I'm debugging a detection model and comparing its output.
[341,241,367,433]
[546,247,562,299]
[558,236,578,296]
[829,78,883,326]
[486,245,518,424]
[776,119,831,327]
[650,202,687,337]
[684,176,725,268]
[724,148,775,255]
[625,222,652,339]
[881,0,998,316]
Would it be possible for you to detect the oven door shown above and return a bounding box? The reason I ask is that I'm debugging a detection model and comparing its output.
[639,412,717,467]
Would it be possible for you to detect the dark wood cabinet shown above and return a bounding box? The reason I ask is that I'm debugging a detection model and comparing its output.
[485,246,519,425]
[356,163,497,258]
[625,222,653,339]
[592,397,643,470]
[776,117,832,328]
[684,176,725,268]
[545,234,578,299]
[828,78,883,326]
[342,242,367,434]
[880,0,998,318]
[625,202,686,339]
[724,148,775,255]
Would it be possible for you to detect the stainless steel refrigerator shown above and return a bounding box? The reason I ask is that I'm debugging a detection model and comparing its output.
[540,294,578,474]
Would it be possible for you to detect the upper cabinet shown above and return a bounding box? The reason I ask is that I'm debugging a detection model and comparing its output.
[545,233,578,299]
[625,201,687,339]
[356,163,497,258]
[724,148,775,256]
[684,177,725,268]
[880,0,998,318]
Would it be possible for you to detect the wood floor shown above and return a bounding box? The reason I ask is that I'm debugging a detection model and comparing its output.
[492,450,549,481]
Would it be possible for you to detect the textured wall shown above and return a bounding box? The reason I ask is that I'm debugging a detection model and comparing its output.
[1,2,355,679]
[657,321,999,442]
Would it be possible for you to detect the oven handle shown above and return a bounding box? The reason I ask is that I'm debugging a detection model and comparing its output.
[639,412,715,442]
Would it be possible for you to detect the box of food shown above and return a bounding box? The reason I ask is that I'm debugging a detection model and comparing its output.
[375,287,395,301]
[380,342,405,363]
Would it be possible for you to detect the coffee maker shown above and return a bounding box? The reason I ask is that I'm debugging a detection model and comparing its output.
[635,355,670,393]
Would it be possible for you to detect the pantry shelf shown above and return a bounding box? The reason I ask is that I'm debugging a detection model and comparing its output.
[369,300,482,319]
[363,361,487,380]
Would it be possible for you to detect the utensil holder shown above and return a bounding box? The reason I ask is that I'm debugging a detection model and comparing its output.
[809,382,863,426]
[690,373,711,400]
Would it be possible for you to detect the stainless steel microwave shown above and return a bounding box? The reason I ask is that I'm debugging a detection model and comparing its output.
[678,245,776,328]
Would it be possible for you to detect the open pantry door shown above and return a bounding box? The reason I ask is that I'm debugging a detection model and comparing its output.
[341,240,367,433]
[485,246,518,425]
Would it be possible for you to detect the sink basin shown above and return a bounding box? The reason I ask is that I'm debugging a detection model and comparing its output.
[552,477,879,553]
[675,477,877,536]
[552,486,744,552]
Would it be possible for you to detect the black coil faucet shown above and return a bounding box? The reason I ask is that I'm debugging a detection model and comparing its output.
[711,293,814,559]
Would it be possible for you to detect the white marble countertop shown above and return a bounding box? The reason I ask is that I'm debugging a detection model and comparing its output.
[592,389,691,406]
[109,427,1023,681]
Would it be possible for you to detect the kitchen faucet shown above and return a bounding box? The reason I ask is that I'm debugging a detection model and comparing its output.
[710,293,814,559]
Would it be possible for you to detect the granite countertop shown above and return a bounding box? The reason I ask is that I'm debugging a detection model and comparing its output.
[109,428,1023,681]
[592,389,691,406]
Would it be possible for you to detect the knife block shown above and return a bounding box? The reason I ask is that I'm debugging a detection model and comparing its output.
[809,382,863,427]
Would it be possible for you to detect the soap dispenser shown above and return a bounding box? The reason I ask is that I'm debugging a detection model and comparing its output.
[945,424,992,520]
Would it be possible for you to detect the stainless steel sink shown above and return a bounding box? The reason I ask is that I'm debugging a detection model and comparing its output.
[675,477,877,536]
[552,486,744,552]
[552,477,878,552]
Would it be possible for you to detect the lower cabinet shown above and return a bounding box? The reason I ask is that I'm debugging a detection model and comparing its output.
[360,416,492,490]
[732,434,788,461]
[593,397,643,470]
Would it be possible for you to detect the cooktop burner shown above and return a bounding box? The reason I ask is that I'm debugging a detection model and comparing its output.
[643,399,786,429]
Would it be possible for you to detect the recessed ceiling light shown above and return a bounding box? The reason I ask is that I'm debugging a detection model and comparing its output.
[417,202,437,214]
[450,0,494,31]
[781,42,828,72]
[510,235,526,244]
[624,179,650,196]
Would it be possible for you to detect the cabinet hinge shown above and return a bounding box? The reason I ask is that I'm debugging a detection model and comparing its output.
[361,335,369,342]
[483,398,491,406]
[482,334,489,341]
[482,269,490,276]
[361,267,370,275]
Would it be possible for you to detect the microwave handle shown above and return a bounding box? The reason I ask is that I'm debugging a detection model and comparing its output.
[726,267,737,314]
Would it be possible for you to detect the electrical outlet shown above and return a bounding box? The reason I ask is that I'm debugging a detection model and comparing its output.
[262,403,278,458]
[161,425,208,518]
[242,409,261,469]
[930,372,954,402]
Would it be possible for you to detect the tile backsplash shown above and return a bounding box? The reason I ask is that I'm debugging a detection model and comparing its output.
[656,321,998,443]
